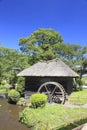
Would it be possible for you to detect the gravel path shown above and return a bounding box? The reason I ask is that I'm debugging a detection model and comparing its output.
[64,101,87,108]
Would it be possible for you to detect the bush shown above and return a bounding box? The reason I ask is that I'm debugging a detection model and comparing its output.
[0,83,9,94]
[82,76,87,85]
[73,78,83,91]
[17,98,30,107]
[8,89,20,104]
[15,84,25,96]
[19,107,40,127]
[15,77,25,96]
[30,93,47,108]
[76,78,83,86]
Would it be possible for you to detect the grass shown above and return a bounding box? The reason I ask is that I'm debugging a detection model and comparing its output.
[68,89,87,104]
[19,90,87,130]
[19,104,87,130]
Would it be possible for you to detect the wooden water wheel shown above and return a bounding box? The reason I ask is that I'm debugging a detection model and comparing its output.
[38,81,66,104]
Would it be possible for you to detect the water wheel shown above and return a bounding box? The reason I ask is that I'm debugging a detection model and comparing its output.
[38,81,66,104]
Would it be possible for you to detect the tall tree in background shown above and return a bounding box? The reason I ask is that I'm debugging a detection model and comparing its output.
[0,46,29,84]
[19,28,63,64]
[19,28,87,68]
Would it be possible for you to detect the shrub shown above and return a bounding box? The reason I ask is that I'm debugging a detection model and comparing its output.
[30,93,47,108]
[76,78,83,86]
[8,89,20,104]
[15,84,25,96]
[0,83,9,94]
[82,76,87,85]
[73,78,83,91]
[17,98,30,107]
[15,77,25,96]
[17,97,25,106]
[19,107,40,127]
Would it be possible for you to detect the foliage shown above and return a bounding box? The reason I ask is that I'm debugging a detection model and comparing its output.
[19,104,87,130]
[15,77,25,96]
[60,44,87,70]
[76,78,83,87]
[82,58,87,69]
[0,45,29,85]
[15,84,25,96]
[17,97,30,106]
[19,28,63,64]
[19,28,87,67]
[0,82,9,94]
[17,77,25,86]
[30,93,47,108]
[73,78,83,91]
[19,107,41,128]
[8,89,20,104]
[68,89,87,104]
[81,76,87,85]
[17,97,25,106]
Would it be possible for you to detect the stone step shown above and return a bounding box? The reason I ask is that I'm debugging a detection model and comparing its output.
[24,91,35,98]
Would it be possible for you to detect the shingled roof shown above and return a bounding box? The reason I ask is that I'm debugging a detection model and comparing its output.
[17,59,79,77]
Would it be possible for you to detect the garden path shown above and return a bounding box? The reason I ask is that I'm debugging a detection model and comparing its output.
[64,101,87,108]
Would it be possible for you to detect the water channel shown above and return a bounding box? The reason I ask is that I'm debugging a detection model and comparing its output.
[0,97,30,130]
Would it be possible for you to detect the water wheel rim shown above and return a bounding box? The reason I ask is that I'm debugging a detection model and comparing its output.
[38,81,66,104]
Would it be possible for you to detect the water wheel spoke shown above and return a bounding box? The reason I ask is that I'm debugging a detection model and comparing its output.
[44,85,52,102]
[51,86,56,96]
[55,91,63,94]
[44,85,50,94]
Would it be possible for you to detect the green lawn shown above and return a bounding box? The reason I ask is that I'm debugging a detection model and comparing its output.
[68,90,87,104]
[19,104,87,130]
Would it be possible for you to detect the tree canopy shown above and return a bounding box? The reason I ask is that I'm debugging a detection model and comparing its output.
[19,28,87,68]
[19,28,63,64]
[0,46,29,84]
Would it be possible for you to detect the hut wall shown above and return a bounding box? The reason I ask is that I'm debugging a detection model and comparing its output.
[25,76,73,95]
[65,78,73,95]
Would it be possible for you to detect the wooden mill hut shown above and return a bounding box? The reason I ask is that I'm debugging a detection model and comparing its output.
[17,59,79,98]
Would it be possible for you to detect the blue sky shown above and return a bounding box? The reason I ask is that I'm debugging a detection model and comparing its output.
[0,0,87,49]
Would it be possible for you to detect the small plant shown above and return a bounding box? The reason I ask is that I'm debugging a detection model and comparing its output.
[17,98,30,106]
[8,89,20,104]
[30,93,47,108]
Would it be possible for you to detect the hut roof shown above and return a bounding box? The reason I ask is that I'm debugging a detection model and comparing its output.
[17,59,79,77]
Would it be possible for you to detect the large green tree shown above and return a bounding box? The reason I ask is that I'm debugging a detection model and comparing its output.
[19,28,87,68]
[0,46,29,84]
[19,28,63,64]
[58,43,87,66]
